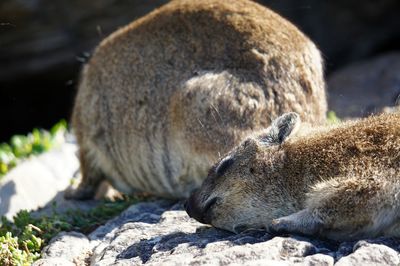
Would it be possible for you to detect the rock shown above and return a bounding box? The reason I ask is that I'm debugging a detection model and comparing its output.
[0,140,80,219]
[32,258,75,266]
[39,200,400,265]
[0,0,169,82]
[38,201,324,265]
[40,231,90,264]
[302,254,334,266]
[327,53,400,118]
[261,0,400,72]
[88,201,325,265]
[355,237,400,251]
[335,242,399,266]
[0,137,105,219]
[41,200,326,265]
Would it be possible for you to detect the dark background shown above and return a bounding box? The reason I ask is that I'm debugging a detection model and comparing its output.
[1,0,399,141]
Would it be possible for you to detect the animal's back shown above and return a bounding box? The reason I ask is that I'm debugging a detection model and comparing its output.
[71,0,327,198]
[285,112,400,182]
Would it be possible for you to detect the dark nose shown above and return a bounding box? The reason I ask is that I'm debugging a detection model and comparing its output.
[185,193,218,224]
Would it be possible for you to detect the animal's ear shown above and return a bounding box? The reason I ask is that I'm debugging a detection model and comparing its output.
[260,112,300,145]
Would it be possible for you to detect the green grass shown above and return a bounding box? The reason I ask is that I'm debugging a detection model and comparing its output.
[327,110,341,124]
[0,120,67,178]
[0,197,140,265]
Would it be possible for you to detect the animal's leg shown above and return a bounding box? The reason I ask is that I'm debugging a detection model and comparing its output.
[64,146,106,200]
[269,176,399,240]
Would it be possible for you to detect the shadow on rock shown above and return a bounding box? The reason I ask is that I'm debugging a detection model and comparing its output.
[0,180,16,216]
[117,227,270,263]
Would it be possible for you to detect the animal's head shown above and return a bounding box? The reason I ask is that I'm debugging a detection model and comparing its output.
[185,112,302,233]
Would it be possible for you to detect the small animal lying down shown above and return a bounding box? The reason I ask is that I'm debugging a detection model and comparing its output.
[185,112,400,241]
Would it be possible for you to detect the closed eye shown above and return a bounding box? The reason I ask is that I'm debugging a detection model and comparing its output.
[215,156,234,177]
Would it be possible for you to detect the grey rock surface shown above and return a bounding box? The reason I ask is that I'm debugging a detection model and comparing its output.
[40,232,91,263]
[303,254,334,266]
[33,232,90,265]
[328,52,400,118]
[40,201,400,265]
[0,141,79,219]
[0,138,102,220]
[32,258,75,266]
[335,242,400,266]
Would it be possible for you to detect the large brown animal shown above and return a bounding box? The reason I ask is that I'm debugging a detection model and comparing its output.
[66,0,327,200]
[186,112,400,241]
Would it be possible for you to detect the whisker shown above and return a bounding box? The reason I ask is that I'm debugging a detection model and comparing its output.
[210,103,226,157]
[197,118,214,144]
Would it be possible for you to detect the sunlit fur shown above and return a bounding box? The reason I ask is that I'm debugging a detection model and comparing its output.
[192,112,400,240]
[66,0,327,200]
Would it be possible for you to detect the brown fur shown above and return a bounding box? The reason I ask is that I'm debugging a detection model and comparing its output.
[186,112,400,240]
[66,0,327,199]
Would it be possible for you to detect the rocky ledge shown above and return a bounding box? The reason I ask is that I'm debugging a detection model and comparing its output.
[33,200,400,266]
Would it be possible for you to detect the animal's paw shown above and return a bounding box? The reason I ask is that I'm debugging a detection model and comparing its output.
[268,209,324,237]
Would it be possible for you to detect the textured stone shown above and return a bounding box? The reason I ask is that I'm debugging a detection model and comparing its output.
[335,243,400,266]
[0,140,79,219]
[302,254,334,266]
[33,258,75,266]
[39,201,400,265]
[41,231,90,263]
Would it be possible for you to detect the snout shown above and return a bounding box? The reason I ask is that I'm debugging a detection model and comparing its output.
[185,191,218,225]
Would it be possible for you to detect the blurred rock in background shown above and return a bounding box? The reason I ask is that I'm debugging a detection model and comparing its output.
[0,0,168,141]
[0,0,399,140]
[328,53,400,118]
[261,0,400,71]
